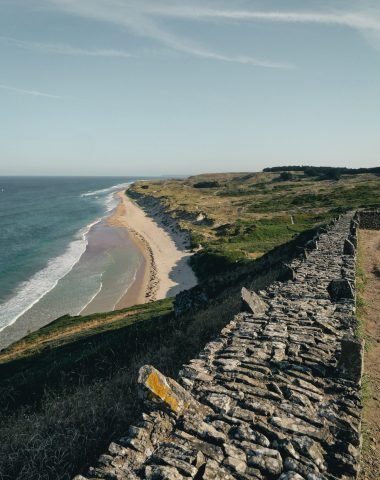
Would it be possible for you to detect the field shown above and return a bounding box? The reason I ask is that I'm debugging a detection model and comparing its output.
[130,170,380,280]
[1,168,380,479]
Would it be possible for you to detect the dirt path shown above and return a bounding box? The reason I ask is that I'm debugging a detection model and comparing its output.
[359,229,380,480]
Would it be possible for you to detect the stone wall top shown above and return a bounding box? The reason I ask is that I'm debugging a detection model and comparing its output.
[358,209,380,230]
[74,212,363,480]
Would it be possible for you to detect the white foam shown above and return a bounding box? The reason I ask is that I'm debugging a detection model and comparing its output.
[81,182,131,198]
[112,264,140,311]
[0,219,100,332]
[82,182,133,217]
[0,181,136,332]
[77,273,104,315]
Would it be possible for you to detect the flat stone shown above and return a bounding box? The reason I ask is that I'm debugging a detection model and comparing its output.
[270,417,323,439]
[203,393,233,414]
[241,287,267,315]
[144,465,184,480]
[278,472,305,480]
[229,424,270,447]
[292,437,326,471]
[327,279,354,301]
[174,430,224,463]
[223,455,247,474]
[138,365,212,417]
[337,335,364,385]
[150,452,197,477]
[201,459,235,480]
[246,445,283,476]
[343,238,355,256]
[181,417,226,445]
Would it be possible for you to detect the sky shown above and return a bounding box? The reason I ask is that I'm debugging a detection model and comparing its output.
[0,0,379,176]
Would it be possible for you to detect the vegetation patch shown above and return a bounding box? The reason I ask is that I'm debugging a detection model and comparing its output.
[356,231,367,340]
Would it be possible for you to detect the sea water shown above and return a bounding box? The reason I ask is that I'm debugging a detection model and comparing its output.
[0,176,146,339]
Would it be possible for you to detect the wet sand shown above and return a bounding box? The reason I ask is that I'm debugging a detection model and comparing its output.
[0,218,145,350]
[0,189,197,350]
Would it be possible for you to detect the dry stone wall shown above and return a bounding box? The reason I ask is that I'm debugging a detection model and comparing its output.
[74,212,363,480]
[358,209,380,230]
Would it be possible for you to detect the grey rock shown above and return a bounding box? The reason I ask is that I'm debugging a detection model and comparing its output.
[201,459,235,480]
[327,278,354,301]
[203,393,233,414]
[348,234,357,248]
[337,335,364,385]
[247,445,283,476]
[241,287,267,315]
[230,424,270,447]
[144,465,184,480]
[278,472,305,480]
[292,437,326,471]
[343,239,355,256]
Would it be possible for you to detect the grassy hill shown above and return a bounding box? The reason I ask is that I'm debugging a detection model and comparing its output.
[129,170,380,280]
[1,168,379,480]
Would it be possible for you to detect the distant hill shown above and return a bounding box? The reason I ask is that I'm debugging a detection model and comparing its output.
[263,165,380,180]
[129,169,380,281]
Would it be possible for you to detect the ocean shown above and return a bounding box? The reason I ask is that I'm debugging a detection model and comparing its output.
[0,176,147,342]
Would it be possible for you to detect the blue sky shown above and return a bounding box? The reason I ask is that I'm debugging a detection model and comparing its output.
[0,0,379,175]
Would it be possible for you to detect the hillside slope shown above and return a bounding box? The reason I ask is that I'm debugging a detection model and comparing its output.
[0,169,379,480]
[129,170,380,281]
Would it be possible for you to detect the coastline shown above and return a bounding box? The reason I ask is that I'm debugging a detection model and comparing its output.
[0,186,197,351]
[108,190,197,306]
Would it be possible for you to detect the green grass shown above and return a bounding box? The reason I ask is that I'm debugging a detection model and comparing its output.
[360,373,373,455]
[0,299,174,412]
[129,171,380,282]
[356,231,368,341]
[0,299,173,365]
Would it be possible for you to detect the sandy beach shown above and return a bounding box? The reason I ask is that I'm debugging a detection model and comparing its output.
[0,188,197,351]
[108,191,197,307]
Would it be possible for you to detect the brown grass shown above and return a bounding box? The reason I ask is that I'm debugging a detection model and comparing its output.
[358,229,380,480]
[0,288,241,480]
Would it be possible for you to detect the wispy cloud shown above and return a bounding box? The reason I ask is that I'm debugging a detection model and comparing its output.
[145,3,380,52]
[38,0,380,67]
[0,83,62,98]
[0,36,134,58]
[43,0,293,68]
[146,6,380,32]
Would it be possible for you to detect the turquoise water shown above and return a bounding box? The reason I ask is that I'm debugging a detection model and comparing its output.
[0,176,145,334]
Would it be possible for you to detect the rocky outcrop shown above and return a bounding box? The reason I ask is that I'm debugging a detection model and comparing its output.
[74,212,363,480]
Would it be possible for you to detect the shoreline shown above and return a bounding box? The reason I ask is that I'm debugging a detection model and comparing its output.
[0,187,197,351]
[108,190,197,307]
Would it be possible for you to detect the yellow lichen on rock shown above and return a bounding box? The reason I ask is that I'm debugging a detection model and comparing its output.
[146,371,179,412]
